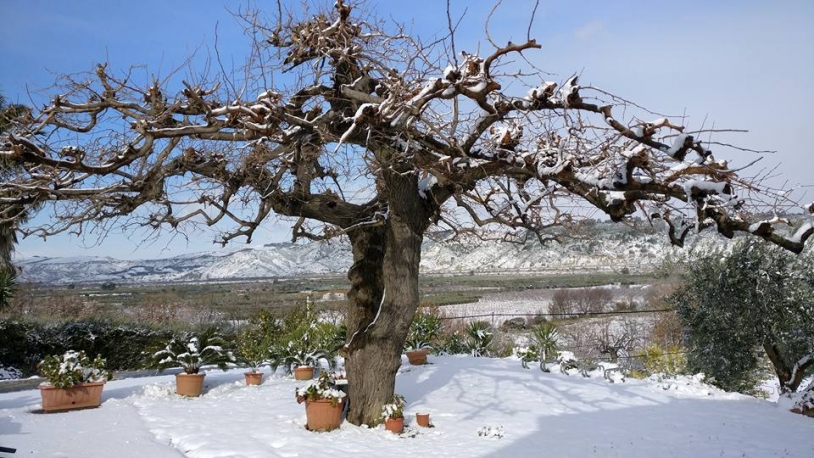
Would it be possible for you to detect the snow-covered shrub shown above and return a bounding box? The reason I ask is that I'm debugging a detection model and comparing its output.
[405,308,442,352]
[147,328,235,374]
[380,394,405,420]
[295,371,346,406]
[518,322,559,371]
[0,364,22,380]
[436,330,467,355]
[465,321,493,357]
[271,303,340,372]
[37,350,110,389]
[0,319,44,376]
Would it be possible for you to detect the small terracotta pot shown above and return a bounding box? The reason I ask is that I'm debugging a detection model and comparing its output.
[384,417,404,434]
[176,373,206,397]
[40,381,105,412]
[294,366,315,380]
[244,371,263,386]
[405,349,428,365]
[416,413,431,427]
[305,398,346,431]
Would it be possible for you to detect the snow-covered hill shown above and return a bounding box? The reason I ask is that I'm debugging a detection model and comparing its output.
[17,223,723,284]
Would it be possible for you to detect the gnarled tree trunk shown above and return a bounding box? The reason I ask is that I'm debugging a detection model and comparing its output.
[344,169,430,425]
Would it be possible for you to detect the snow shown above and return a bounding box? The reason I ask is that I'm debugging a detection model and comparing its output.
[467,80,488,94]
[664,134,690,158]
[558,76,579,107]
[1,356,812,457]
[417,173,438,199]
[525,82,557,101]
[682,179,728,199]
[791,222,813,243]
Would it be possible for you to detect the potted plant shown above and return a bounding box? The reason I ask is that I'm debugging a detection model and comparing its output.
[235,326,271,386]
[37,350,111,412]
[404,309,441,365]
[381,394,406,434]
[404,338,431,365]
[147,328,235,397]
[296,371,347,431]
[274,301,338,380]
[279,341,333,380]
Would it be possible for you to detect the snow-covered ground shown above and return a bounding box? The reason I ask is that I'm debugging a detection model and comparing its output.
[1,356,811,457]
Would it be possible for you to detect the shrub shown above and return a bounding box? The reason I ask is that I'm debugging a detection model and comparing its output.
[38,350,111,389]
[405,307,442,352]
[380,394,405,421]
[465,321,493,357]
[0,319,176,377]
[295,371,345,406]
[270,301,340,372]
[518,322,560,371]
[0,320,43,376]
[550,287,613,317]
[236,310,281,371]
[436,330,467,355]
[147,328,235,374]
[640,345,686,376]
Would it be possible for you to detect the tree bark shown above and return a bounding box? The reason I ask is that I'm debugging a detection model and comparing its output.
[343,169,430,425]
[764,343,793,393]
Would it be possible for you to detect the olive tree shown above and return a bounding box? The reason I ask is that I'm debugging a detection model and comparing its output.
[669,239,814,394]
[1,1,811,424]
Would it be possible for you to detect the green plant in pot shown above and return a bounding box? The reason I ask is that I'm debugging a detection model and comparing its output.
[296,371,347,431]
[273,302,338,379]
[403,308,441,365]
[147,328,235,397]
[236,321,276,385]
[37,350,111,412]
[280,342,333,380]
[404,338,431,365]
[380,393,405,433]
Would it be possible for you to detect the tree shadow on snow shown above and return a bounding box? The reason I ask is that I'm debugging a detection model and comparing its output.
[480,390,810,457]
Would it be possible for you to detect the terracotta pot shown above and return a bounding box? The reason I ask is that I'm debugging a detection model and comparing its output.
[244,371,263,386]
[39,381,105,412]
[294,366,315,380]
[305,398,346,432]
[416,412,431,427]
[405,349,428,365]
[384,417,404,434]
[176,373,206,397]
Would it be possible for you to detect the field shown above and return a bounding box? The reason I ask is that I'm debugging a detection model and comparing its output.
[13,271,656,323]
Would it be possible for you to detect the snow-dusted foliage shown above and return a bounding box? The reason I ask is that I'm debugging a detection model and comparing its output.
[295,371,346,406]
[669,239,814,393]
[37,350,110,389]
[148,329,235,375]
[380,393,405,420]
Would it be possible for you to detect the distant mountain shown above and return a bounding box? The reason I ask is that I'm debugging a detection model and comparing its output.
[16,221,727,285]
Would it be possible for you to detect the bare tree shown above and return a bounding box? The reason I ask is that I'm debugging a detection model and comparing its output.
[1,1,812,424]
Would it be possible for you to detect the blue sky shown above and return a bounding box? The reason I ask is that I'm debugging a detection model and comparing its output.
[2,0,812,260]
